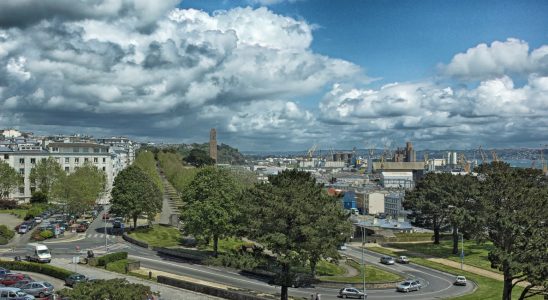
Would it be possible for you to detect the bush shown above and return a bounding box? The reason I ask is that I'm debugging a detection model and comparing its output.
[30,191,48,204]
[40,230,54,239]
[0,236,8,245]
[97,252,128,267]
[0,199,18,209]
[24,206,44,220]
[0,260,72,280]
[106,259,128,273]
[0,225,15,240]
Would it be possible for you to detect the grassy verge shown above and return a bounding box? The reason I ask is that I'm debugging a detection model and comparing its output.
[104,259,153,281]
[128,225,181,248]
[202,237,248,253]
[367,246,542,300]
[385,240,496,273]
[0,209,28,219]
[316,260,346,276]
[319,260,402,283]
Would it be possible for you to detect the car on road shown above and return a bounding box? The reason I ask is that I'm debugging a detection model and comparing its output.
[454,276,467,286]
[0,269,10,278]
[396,256,410,264]
[19,281,54,298]
[338,287,367,299]
[33,217,42,224]
[65,273,87,287]
[0,274,32,286]
[396,280,421,292]
[380,256,395,265]
[0,287,35,300]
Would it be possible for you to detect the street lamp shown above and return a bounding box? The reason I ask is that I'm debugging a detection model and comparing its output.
[361,194,366,294]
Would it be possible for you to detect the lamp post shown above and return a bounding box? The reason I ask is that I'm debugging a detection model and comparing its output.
[361,194,366,294]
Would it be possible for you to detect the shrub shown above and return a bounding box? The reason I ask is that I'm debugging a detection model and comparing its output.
[0,236,8,245]
[97,252,128,267]
[0,225,15,240]
[0,260,72,280]
[24,206,44,220]
[0,199,18,209]
[40,230,54,239]
[106,259,128,273]
[30,191,48,204]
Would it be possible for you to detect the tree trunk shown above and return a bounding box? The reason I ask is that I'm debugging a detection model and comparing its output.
[133,215,138,230]
[433,217,440,244]
[502,262,513,300]
[518,284,533,300]
[310,259,317,278]
[280,285,288,300]
[452,225,459,255]
[213,234,219,258]
[280,263,290,300]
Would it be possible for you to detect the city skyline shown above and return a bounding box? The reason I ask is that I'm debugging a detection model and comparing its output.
[0,0,547,151]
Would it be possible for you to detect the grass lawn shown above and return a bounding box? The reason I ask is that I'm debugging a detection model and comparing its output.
[385,240,496,273]
[367,246,542,300]
[320,260,403,283]
[0,209,28,219]
[128,225,181,247]
[316,260,346,276]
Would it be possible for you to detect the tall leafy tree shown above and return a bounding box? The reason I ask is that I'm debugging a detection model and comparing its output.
[180,166,239,257]
[446,174,479,254]
[183,148,215,167]
[29,157,64,201]
[476,162,548,300]
[110,165,162,228]
[242,169,352,300]
[0,160,21,200]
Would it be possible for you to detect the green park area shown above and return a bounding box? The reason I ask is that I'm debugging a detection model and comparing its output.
[128,225,181,248]
[318,260,402,283]
[386,240,496,273]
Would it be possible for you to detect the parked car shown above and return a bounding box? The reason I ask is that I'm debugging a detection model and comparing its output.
[76,224,88,233]
[112,221,122,229]
[454,276,467,286]
[0,274,32,286]
[9,281,33,289]
[102,213,110,220]
[396,280,421,292]
[0,287,35,300]
[396,256,410,264]
[338,287,367,299]
[0,269,10,278]
[338,243,347,250]
[380,256,395,265]
[33,217,42,224]
[18,225,28,235]
[65,274,87,287]
[19,281,54,298]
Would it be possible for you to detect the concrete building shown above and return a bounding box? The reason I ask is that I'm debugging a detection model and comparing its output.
[380,171,414,189]
[385,192,405,218]
[356,191,385,215]
[209,128,217,162]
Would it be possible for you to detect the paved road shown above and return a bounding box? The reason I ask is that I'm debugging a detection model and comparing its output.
[1,209,476,299]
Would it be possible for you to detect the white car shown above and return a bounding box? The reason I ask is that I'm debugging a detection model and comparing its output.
[454,276,467,286]
[33,217,42,224]
[18,225,28,234]
[396,256,410,264]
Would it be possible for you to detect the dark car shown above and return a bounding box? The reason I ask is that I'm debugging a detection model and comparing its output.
[65,274,87,287]
[0,268,10,278]
[112,221,122,229]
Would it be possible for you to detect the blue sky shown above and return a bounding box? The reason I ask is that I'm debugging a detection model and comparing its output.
[0,0,547,150]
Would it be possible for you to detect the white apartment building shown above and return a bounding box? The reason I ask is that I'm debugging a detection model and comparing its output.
[0,141,114,202]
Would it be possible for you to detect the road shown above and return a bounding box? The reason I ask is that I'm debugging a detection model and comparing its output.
[2,210,476,299]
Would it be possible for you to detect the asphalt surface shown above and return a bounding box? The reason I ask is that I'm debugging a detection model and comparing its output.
[1,209,476,299]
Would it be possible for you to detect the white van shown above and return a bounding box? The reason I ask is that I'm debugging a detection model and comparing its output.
[25,243,51,263]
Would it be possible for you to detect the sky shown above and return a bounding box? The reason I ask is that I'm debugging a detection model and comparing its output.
[0,0,547,151]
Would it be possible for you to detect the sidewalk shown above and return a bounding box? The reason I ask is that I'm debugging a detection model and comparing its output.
[51,258,221,300]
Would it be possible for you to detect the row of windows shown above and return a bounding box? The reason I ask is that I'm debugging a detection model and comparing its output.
[17,157,107,164]
[50,147,107,153]
[19,165,107,175]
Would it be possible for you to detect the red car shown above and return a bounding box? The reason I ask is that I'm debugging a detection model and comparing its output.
[0,273,32,286]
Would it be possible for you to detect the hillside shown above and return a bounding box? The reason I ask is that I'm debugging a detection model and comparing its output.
[176,143,247,165]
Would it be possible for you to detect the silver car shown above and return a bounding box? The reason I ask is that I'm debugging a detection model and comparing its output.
[380,256,395,265]
[338,287,367,299]
[396,280,421,292]
[0,287,35,300]
[19,281,54,298]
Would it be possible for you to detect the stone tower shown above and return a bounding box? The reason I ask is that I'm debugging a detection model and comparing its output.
[209,128,217,162]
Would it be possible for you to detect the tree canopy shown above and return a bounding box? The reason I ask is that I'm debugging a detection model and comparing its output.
[241,169,352,300]
[110,165,162,228]
[180,166,240,257]
[29,157,64,201]
[0,160,21,200]
[183,148,215,167]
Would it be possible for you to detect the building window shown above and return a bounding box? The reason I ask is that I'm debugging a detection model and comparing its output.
[19,187,24,194]
[94,148,100,153]
[41,158,46,162]
[73,147,80,153]
[52,147,59,152]
[75,158,79,163]
[102,167,106,171]
[65,157,69,163]
[19,168,24,175]
[84,158,89,162]
[30,158,36,164]
[102,158,106,163]
[4,154,8,159]
[19,158,24,164]
[30,187,35,193]
[65,167,69,172]
[83,148,89,153]
[93,157,98,163]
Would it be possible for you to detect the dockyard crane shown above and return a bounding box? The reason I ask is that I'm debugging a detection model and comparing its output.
[541,144,548,174]
[478,146,487,163]
[491,150,499,162]
[307,144,317,160]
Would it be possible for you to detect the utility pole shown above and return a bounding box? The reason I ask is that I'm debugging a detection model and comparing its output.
[104,207,108,253]
[362,194,366,293]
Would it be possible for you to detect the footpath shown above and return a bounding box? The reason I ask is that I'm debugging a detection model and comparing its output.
[51,258,221,300]
[358,243,529,288]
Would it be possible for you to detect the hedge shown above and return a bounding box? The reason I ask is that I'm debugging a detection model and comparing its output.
[0,260,72,280]
[97,252,128,267]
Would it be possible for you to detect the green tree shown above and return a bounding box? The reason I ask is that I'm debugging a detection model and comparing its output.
[0,160,21,200]
[446,174,479,254]
[134,150,163,193]
[30,191,48,204]
[476,162,548,300]
[180,166,239,257]
[183,148,215,167]
[242,169,352,300]
[58,278,154,300]
[110,165,162,229]
[29,157,64,200]
[51,163,105,215]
